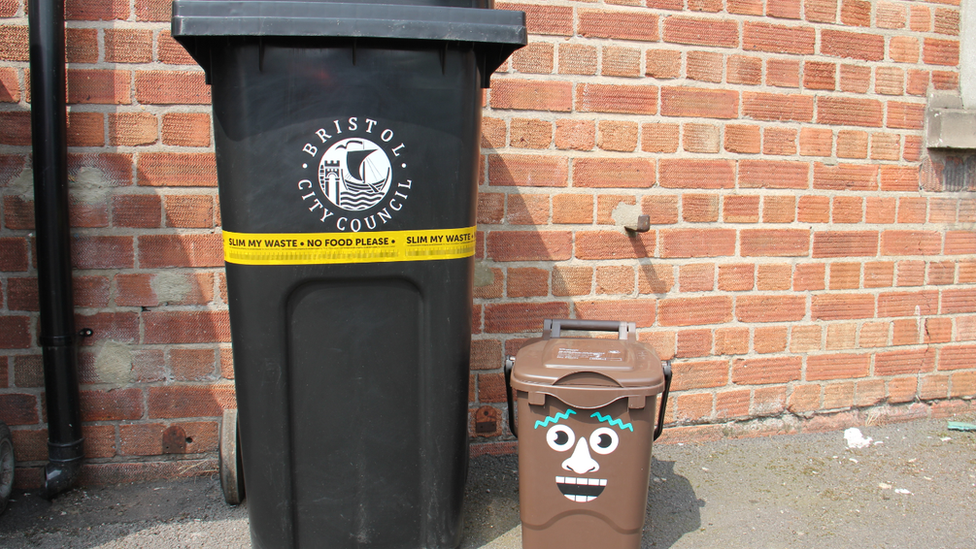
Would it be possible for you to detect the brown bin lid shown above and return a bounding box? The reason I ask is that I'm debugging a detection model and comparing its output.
[510,320,665,410]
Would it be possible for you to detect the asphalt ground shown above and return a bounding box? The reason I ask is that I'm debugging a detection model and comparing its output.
[0,414,974,548]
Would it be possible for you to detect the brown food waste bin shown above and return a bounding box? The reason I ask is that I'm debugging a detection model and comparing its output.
[505,319,672,549]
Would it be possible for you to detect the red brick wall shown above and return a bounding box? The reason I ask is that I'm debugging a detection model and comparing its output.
[1,0,974,483]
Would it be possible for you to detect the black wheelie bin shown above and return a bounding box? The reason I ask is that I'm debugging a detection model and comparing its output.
[171,2,525,548]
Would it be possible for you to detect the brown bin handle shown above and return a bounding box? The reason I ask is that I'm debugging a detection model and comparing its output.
[504,355,517,438]
[654,360,672,441]
[544,319,635,340]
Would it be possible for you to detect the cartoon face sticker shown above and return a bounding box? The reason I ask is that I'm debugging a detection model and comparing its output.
[534,409,633,503]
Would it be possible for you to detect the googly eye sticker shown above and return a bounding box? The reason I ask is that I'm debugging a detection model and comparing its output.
[588,427,619,455]
[547,424,576,452]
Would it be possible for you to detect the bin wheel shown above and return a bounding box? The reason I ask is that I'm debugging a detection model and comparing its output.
[0,421,14,516]
[219,409,245,505]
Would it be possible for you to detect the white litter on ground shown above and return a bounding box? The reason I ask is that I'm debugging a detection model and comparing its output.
[845,428,873,449]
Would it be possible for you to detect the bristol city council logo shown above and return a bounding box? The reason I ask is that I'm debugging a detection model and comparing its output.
[296,117,411,232]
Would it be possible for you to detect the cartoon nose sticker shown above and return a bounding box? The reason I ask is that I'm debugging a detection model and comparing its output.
[562,438,599,474]
[538,410,629,503]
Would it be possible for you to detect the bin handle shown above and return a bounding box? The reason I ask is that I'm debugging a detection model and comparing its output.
[504,355,517,438]
[544,319,635,341]
[653,360,672,441]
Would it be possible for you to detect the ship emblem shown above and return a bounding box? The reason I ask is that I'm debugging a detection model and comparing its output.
[318,138,393,212]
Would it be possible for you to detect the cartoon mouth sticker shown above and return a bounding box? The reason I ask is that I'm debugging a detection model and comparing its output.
[535,409,632,503]
[555,476,607,503]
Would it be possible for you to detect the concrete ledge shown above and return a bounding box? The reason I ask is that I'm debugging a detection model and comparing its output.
[926,94,976,149]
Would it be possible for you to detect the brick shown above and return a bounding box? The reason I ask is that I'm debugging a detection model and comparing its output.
[839,63,870,93]
[821,29,885,61]
[798,127,832,157]
[138,234,222,268]
[551,194,592,224]
[484,302,569,333]
[787,383,821,413]
[942,289,976,315]
[791,324,822,352]
[595,265,635,295]
[164,194,214,228]
[596,121,638,152]
[945,232,976,255]
[576,83,658,115]
[75,312,139,347]
[881,230,942,256]
[144,311,230,344]
[137,153,217,187]
[596,195,635,224]
[661,87,738,119]
[886,102,924,130]
[552,266,592,296]
[574,158,654,188]
[675,393,714,422]
[863,262,893,288]
[740,229,810,257]
[170,348,218,381]
[832,196,863,223]
[766,58,800,88]
[736,295,806,322]
[729,0,764,16]
[638,264,675,294]
[0,393,39,425]
[0,237,28,272]
[807,353,870,380]
[716,389,751,419]
[487,231,571,261]
[725,124,761,154]
[80,388,143,421]
[157,30,196,64]
[161,113,211,147]
[817,97,883,127]
[509,118,551,150]
[738,160,809,189]
[923,38,959,66]
[148,385,236,419]
[876,1,906,29]
[641,123,679,153]
[811,293,874,320]
[825,323,856,349]
[683,194,720,222]
[892,318,920,346]
[0,25,28,61]
[910,4,931,32]
[836,130,868,159]
[767,0,802,19]
[870,133,901,161]
[658,296,733,326]
[803,61,836,90]
[727,55,763,85]
[939,345,976,371]
[840,0,871,26]
[554,119,594,151]
[558,44,597,76]
[507,194,548,225]
[743,92,813,122]
[889,36,919,63]
[934,7,960,35]
[763,196,796,223]
[470,339,502,371]
[574,299,656,328]
[813,163,878,191]
[507,267,549,297]
[65,28,98,63]
[578,9,659,41]
[673,359,729,390]
[70,236,133,269]
[663,16,739,48]
[687,51,723,83]
[763,128,797,155]
[488,154,567,187]
[931,71,958,91]
[511,43,553,75]
[575,230,654,259]
[66,0,128,20]
[896,260,925,287]
[732,356,802,385]
[688,0,723,12]
[812,231,878,258]
[822,382,855,410]
[498,3,572,36]
[724,195,759,222]
[105,29,152,63]
[715,327,750,355]
[642,195,679,224]
[490,80,572,112]
[681,123,719,153]
[645,49,682,79]
[108,113,157,147]
[897,197,926,224]
[135,71,209,104]
[828,262,860,289]
[743,22,815,54]
[67,69,130,105]
[679,263,715,292]
[755,326,788,353]
[0,68,20,103]
[660,159,734,188]
[111,194,161,228]
[660,228,735,257]
[876,349,936,377]
[718,263,754,291]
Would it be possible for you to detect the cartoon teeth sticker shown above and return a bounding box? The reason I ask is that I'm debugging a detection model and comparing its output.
[536,408,632,503]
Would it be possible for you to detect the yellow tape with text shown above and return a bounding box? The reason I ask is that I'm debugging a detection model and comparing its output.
[222,226,476,265]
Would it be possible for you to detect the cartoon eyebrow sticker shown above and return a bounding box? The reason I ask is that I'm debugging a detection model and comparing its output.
[534,409,576,430]
[590,411,633,432]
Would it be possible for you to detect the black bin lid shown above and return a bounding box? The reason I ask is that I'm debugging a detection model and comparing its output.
[171,0,526,86]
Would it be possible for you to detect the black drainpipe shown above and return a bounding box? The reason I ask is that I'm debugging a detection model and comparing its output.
[28,0,85,498]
